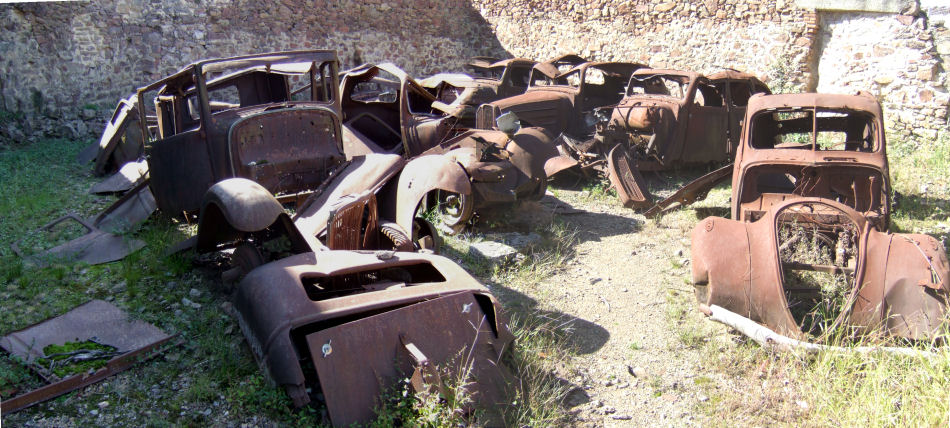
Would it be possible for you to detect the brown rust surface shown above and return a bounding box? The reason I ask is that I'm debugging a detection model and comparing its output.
[691,198,949,340]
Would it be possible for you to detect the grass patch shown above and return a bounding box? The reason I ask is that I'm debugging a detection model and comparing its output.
[36,340,118,378]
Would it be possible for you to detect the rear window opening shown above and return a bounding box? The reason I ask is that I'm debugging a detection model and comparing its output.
[776,202,859,339]
[300,263,447,301]
[627,74,688,98]
[750,108,877,151]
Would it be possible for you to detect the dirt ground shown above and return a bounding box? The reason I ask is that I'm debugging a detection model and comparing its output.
[474,175,735,427]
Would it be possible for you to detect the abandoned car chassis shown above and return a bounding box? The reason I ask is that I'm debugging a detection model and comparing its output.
[690,92,947,340]
[692,197,949,340]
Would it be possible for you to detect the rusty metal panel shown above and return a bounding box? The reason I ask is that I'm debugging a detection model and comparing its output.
[326,192,379,250]
[92,95,144,176]
[306,293,512,427]
[691,198,949,340]
[606,144,651,209]
[229,107,344,195]
[11,214,146,267]
[89,159,148,195]
[643,164,732,217]
[0,300,174,413]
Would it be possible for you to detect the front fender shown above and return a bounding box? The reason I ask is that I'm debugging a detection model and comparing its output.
[196,178,310,253]
[395,155,471,236]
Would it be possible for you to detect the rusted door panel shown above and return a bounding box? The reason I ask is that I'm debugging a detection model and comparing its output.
[606,145,651,209]
[881,234,950,339]
[306,293,512,427]
[692,217,753,317]
[851,233,890,330]
[643,164,732,217]
[147,130,214,214]
[682,106,728,164]
[229,108,344,195]
[11,214,146,267]
[728,106,747,153]
[89,159,148,194]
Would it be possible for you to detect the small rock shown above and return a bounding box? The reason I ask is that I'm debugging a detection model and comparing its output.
[622,288,628,292]
[112,281,127,292]
[590,277,602,284]
[182,297,201,309]
[469,241,519,263]
[82,108,97,119]
[874,76,894,85]
[604,406,616,414]
[604,379,614,386]
[613,414,632,420]
[98,401,109,408]
[698,395,709,402]
[90,409,99,416]
[189,288,201,298]
[630,366,647,378]
[675,249,684,257]
[502,232,542,250]
[174,309,183,317]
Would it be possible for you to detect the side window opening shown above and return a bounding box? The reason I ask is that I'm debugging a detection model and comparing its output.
[694,84,723,107]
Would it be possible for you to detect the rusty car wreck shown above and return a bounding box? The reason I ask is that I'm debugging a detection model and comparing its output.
[579,69,770,210]
[691,92,949,341]
[418,56,538,127]
[475,60,646,139]
[17,51,520,426]
[338,63,573,233]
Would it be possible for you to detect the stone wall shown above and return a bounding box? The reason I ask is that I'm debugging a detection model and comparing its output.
[0,0,507,142]
[815,8,949,142]
[470,0,816,89]
[0,0,947,146]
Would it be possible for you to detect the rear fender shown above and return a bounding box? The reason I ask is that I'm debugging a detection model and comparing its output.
[395,155,471,237]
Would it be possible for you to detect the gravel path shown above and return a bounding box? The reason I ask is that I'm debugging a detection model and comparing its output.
[519,188,717,427]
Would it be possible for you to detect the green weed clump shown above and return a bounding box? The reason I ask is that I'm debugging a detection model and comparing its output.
[36,340,118,378]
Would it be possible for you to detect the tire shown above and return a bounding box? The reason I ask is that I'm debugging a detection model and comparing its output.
[435,190,474,233]
[412,217,441,253]
[379,221,415,252]
[232,242,265,275]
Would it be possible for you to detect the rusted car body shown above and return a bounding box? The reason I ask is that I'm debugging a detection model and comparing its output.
[730,92,891,230]
[475,61,647,139]
[417,57,537,128]
[339,63,569,231]
[234,250,514,426]
[589,69,769,209]
[690,92,948,340]
[597,69,770,171]
[464,57,537,104]
[137,51,344,215]
[23,51,518,423]
[692,198,949,340]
